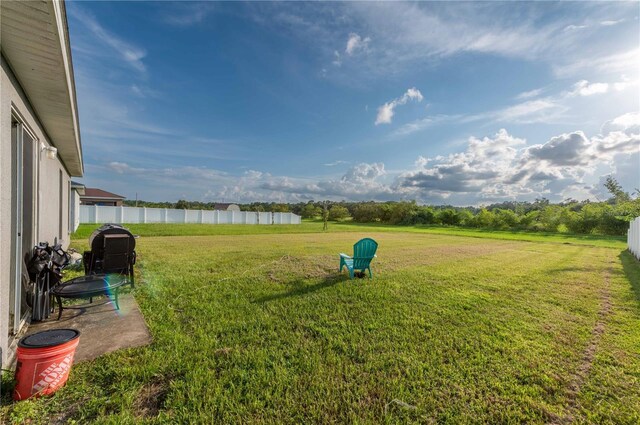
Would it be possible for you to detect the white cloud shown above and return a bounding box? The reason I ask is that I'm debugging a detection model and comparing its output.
[570,80,609,96]
[397,115,639,203]
[259,162,395,201]
[345,33,370,55]
[163,3,216,26]
[554,48,640,78]
[609,111,640,131]
[92,113,638,205]
[600,19,625,26]
[495,99,561,122]
[393,114,460,137]
[400,129,528,197]
[130,84,161,98]
[249,2,638,85]
[108,162,136,174]
[68,5,147,73]
[516,88,543,100]
[612,75,639,92]
[460,97,567,125]
[375,87,424,125]
[393,74,637,138]
[524,132,593,166]
[332,50,342,67]
[375,104,395,126]
[324,160,349,167]
[564,24,588,31]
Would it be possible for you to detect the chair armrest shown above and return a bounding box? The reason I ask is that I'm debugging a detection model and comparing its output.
[339,253,351,259]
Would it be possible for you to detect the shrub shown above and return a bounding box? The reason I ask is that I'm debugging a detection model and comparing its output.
[328,205,351,221]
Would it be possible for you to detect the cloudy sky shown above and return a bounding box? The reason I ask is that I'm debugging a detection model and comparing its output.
[68,1,639,205]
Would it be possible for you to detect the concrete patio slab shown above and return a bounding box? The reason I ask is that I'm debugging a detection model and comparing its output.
[25,295,152,362]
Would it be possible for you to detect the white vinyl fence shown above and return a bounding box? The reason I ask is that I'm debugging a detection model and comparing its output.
[628,216,640,260]
[80,205,301,225]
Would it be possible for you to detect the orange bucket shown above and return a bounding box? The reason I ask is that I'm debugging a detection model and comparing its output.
[13,329,80,401]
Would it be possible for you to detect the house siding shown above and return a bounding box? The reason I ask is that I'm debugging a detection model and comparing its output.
[1,55,74,366]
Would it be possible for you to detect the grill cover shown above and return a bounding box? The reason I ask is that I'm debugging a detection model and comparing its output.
[88,224,136,252]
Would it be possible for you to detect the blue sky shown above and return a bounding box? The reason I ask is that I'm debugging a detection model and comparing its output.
[68,1,639,205]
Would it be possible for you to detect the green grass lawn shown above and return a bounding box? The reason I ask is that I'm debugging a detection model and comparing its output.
[2,224,639,424]
[72,221,627,248]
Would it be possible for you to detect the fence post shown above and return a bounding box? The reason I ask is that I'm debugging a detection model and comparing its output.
[143,207,147,224]
[184,209,188,224]
[93,205,98,223]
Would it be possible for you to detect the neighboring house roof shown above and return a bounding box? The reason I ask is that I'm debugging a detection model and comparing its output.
[81,188,126,200]
[1,0,83,176]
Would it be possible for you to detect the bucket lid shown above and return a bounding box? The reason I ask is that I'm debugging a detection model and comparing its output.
[18,329,80,348]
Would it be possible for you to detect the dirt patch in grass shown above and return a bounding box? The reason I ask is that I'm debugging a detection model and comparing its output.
[376,242,519,272]
[214,347,233,357]
[133,377,170,419]
[266,254,336,282]
[263,242,519,283]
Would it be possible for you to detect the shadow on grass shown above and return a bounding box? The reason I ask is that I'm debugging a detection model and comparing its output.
[1,370,16,406]
[547,266,600,274]
[619,250,640,306]
[253,274,350,304]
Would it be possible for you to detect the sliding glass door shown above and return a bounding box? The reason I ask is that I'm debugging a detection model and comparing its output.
[9,116,38,337]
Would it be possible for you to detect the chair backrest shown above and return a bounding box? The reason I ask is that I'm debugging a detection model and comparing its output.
[102,234,131,272]
[352,238,378,269]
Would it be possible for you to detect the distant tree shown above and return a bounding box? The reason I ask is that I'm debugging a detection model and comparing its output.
[471,209,495,228]
[300,203,322,219]
[328,205,350,221]
[322,201,329,231]
[271,203,290,212]
[493,209,519,229]
[604,176,630,203]
[456,209,474,226]
[415,206,437,224]
[532,198,550,211]
[124,196,636,236]
[352,203,382,222]
[437,208,461,225]
[175,199,189,209]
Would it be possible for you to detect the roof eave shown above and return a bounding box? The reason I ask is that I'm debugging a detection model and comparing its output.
[1,0,83,176]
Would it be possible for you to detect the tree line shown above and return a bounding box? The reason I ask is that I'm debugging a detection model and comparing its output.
[124,177,639,236]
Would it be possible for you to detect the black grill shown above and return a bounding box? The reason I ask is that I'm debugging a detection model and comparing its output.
[83,224,136,287]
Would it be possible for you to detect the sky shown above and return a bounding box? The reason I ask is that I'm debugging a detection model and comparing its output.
[67,1,640,206]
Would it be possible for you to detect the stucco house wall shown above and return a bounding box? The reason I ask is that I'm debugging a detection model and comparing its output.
[1,0,83,366]
[0,56,75,365]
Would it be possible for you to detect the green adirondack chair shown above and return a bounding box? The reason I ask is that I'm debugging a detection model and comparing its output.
[339,238,378,279]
